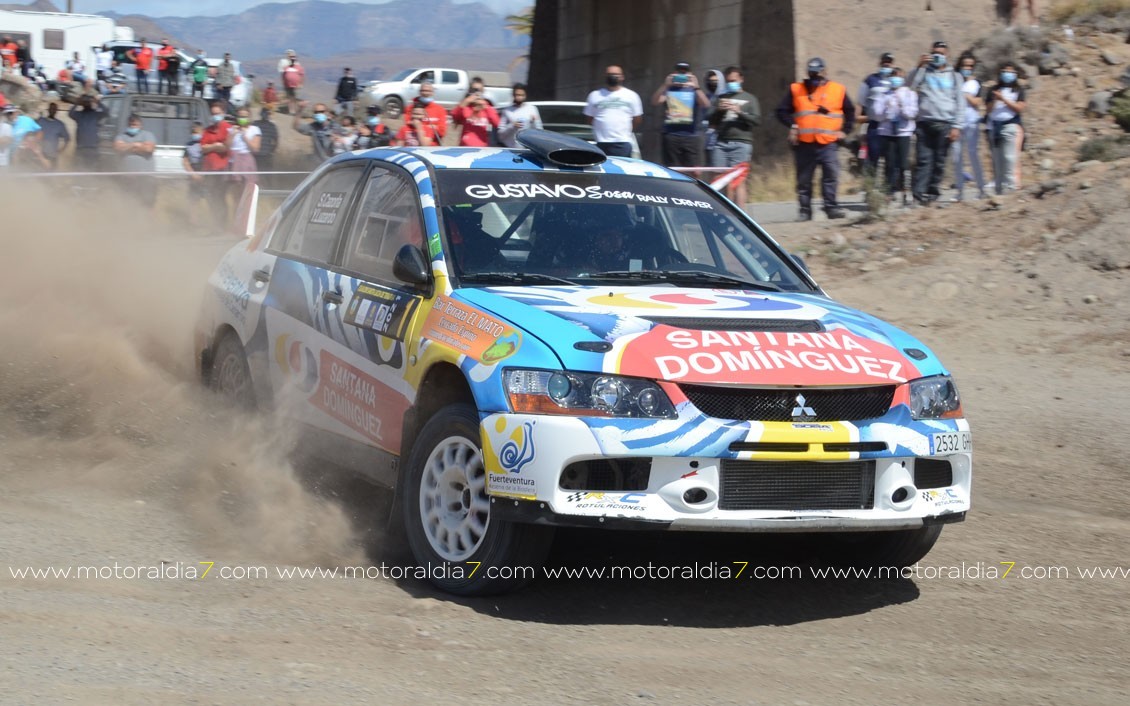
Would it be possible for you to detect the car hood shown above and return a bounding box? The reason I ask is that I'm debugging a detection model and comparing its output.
[456,285,945,387]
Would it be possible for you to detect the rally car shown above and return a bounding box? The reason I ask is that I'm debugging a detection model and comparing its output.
[195,130,971,595]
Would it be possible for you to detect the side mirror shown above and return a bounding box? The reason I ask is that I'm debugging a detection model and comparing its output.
[790,253,811,275]
[393,244,431,287]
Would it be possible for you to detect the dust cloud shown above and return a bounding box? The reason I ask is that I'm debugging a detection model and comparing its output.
[0,180,362,566]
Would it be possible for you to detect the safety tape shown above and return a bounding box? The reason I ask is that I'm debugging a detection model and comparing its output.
[0,170,309,178]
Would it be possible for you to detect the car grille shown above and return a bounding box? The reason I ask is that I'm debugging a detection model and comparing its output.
[643,317,824,332]
[719,460,876,510]
[680,385,896,422]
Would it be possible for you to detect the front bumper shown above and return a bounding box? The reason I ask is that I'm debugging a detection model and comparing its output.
[481,410,972,531]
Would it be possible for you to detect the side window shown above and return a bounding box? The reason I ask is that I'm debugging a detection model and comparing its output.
[412,70,434,84]
[441,70,459,84]
[114,46,135,64]
[42,30,63,50]
[273,165,366,264]
[341,168,425,284]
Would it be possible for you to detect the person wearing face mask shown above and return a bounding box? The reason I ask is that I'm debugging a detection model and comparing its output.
[293,101,336,163]
[113,114,156,207]
[878,68,918,204]
[411,81,449,141]
[907,40,964,206]
[701,68,726,166]
[201,103,233,225]
[652,61,710,170]
[584,64,644,157]
[857,52,895,176]
[776,57,854,221]
[355,105,391,149]
[708,65,760,208]
[953,54,987,201]
[985,61,1027,194]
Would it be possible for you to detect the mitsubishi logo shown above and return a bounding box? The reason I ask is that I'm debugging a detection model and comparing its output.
[790,394,817,421]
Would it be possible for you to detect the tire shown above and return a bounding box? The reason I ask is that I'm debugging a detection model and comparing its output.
[382,96,403,120]
[824,525,943,571]
[402,403,553,595]
[208,332,256,410]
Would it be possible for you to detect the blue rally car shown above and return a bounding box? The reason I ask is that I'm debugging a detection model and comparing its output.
[196,131,971,594]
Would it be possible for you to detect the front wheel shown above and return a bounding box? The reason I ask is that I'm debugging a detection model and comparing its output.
[824,525,944,571]
[402,403,553,595]
[208,332,256,410]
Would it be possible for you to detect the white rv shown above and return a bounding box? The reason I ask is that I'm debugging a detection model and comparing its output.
[0,9,122,78]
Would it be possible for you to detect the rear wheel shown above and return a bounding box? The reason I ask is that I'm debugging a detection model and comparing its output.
[402,403,553,595]
[382,96,404,120]
[824,525,943,571]
[208,332,256,410]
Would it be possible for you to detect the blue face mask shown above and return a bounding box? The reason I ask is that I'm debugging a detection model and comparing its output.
[125,126,140,136]
[211,113,223,124]
[961,68,973,77]
[878,66,893,77]
[889,76,905,89]
[418,96,433,105]
[1000,71,1017,83]
[314,112,327,123]
[726,81,741,93]
[367,116,379,126]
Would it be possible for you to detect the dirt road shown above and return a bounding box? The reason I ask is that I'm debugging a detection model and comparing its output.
[1,168,1128,706]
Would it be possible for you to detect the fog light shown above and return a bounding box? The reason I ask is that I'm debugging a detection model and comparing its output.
[683,487,708,504]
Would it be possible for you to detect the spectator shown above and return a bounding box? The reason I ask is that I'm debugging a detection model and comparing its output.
[293,101,336,161]
[113,114,156,208]
[701,68,726,166]
[216,53,237,111]
[277,49,297,82]
[96,44,113,81]
[9,104,45,169]
[281,57,305,116]
[497,82,542,147]
[0,106,13,170]
[878,67,917,204]
[157,39,176,94]
[37,102,70,169]
[452,88,500,147]
[356,105,392,149]
[412,81,448,140]
[189,50,209,99]
[335,67,358,119]
[908,40,963,207]
[201,102,232,225]
[127,39,153,94]
[857,51,894,176]
[182,121,207,227]
[65,52,88,85]
[652,61,710,170]
[262,81,279,112]
[985,61,1026,194]
[227,106,261,233]
[394,105,438,146]
[253,108,279,172]
[105,63,129,94]
[776,57,854,220]
[330,115,358,154]
[1011,0,1039,28]
[953,54,987,201]
[0,36,16,70]
[16,39,32,78]
[69,94,104,171]
[708,65,760,207]
[584,64,643,157]
[162,46,181,96]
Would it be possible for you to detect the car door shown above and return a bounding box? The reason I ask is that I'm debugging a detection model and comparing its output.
[318,164,431,458]
[261,162,368,435]
[437,69,463,105]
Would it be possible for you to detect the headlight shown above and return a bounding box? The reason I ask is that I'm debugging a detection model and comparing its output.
[908,375,963,419]
[504,369,676,418]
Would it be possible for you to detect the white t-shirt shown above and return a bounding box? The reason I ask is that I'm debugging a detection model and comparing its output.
[97,50,113,72]
[961,78,981,127]
[230,125,261,154]
[583,87,643,143]
[0,121,12,168]
[988,85,1022,123]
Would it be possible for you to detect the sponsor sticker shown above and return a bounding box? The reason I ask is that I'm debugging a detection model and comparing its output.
[564,491,648,512]
[309,192,346,225]
[487,473,538,500]
[344,284,419,341]
[420,295,521,363]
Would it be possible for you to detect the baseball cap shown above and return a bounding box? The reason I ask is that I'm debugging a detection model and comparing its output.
[880,52,895,63]
[675,61,691,71]
[3,105,18,113]
[932,40,948,49]
[807,57,826,72]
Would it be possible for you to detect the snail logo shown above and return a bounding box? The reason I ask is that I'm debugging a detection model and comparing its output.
[481,331,521,364]
[498,421,536,474]
[274,334,320,394]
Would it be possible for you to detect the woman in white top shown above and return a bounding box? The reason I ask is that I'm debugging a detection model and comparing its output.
[953,55,986,201]
[985,61,1027,194]
[878,67,918,203]
[225,107,261,234]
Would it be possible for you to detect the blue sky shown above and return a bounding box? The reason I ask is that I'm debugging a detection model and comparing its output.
[90,0,529,17]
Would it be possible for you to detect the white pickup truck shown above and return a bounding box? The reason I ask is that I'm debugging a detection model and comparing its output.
[360,68,512,118]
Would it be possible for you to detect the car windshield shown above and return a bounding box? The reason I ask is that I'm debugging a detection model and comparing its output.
[435,170,813,292]
[390,69,415,81]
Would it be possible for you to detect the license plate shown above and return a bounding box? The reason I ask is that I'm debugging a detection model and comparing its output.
[931,431,971,455]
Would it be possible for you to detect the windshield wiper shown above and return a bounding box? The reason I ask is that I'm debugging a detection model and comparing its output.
[460,272,577,286]
[579,269,781,291]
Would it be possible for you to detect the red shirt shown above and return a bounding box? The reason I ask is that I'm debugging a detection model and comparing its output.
[263,86,278,103]
[394,124,437,147]
[0,41,17,67]
[411,99,448,139]
[452,105,500,147]
[133,46,153,70]
[157,45,175,71]
[201,120,231,171]
[282,64,304,89]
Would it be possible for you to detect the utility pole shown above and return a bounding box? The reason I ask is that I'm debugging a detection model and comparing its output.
[67,1,74,12]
